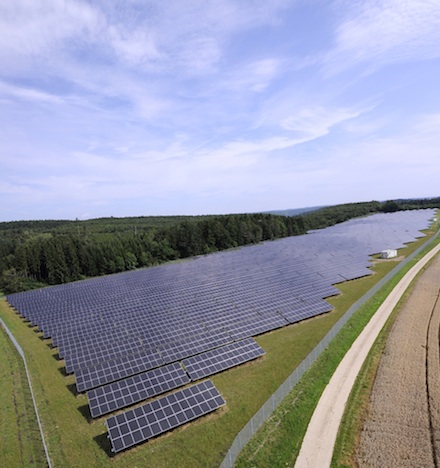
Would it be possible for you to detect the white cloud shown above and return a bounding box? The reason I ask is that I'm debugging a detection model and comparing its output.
[0,0,292,74]
[280,106,364,140]
[413,113,440,135]
[0,81,64,105]
[0,0,103,60]
[325,0,440,74]
[174,36,222,74]
[109,26,162,66]
[220,58,282,93]
[3,109,439,218]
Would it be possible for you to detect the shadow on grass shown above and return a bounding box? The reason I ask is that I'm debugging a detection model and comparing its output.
[51,351,63,362]
[58,365,69,378]
[94,431,113,457]
[66,382,79,397]
[78,403,93,422]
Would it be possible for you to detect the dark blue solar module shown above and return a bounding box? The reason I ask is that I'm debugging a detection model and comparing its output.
[6,209,435,425]
[75,349,164,393]
[182,337,265,380]
[105,380,225,453]
[88,362,190,418]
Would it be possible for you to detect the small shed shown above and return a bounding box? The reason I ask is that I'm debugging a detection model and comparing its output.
[381,249,397,259]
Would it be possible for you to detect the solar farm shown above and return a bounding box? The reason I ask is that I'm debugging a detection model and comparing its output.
[5,209,435,456]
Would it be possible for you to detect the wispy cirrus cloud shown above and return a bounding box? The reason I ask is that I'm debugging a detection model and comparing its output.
[0,0,291,74]
[0,1,102,67]
[280,106,364,141]
[219,58,282,93]
[324,0,440,75]
[0,80,66,104]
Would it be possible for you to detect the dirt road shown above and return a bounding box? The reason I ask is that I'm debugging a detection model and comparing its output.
[295,242,440,468]
[357,252,440,467]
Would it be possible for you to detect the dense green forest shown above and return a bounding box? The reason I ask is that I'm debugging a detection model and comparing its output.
[1,197,439,294]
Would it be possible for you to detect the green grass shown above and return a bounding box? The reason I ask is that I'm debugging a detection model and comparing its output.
[330,308,397,468]
[0,226,437,467]
[235,229,440,467]
[0,325,46,467]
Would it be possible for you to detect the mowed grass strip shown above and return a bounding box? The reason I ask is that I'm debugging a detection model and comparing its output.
[0,227,436,467]
[330,302,399,468]
[235,229,439,468]
[0,324,46,467]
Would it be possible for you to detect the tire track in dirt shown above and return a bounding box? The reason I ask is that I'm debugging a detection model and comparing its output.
[425,274,440,467]
[357,253,440,467]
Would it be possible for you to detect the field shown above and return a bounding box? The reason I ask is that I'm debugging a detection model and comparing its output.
[0,221,437,467]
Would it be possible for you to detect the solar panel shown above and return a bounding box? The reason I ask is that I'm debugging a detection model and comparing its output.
[64,339,148,374]
[279,299,334,323]
[87,362,190,418]
[76,349,164,393]
[159,330,232,364]
[105,380,225,453]
[182,338,265,380]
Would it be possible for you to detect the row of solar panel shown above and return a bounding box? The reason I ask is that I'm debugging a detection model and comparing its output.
[69,310,268,373]
[106,380,225,453]
[38,290,341,338]
[5,274,381,384]
[52,286,336,342]
[33,277,341,330]
[57,298,324,371]
[66,327,233,375]
[8,241,377,326]
[77,333,266,394]
[10,243,374,306]
[8,211,428,327]
[88,338,263,418]
[51,293,333,348]
[17,260,357,308]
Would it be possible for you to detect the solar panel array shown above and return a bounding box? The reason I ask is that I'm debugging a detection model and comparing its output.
[105,380,225,453]
[76,349,164,393]
[88,362,190,418]
[182,337,265,381]
[6,209,435,451]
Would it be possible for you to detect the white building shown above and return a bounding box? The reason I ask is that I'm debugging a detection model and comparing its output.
[381,249,398,259]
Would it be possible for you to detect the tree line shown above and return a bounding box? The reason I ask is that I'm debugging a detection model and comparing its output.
[0,213,304,293]
[1,197,438,294]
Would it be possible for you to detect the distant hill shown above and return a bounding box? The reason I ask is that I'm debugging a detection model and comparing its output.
[264,206,326,217]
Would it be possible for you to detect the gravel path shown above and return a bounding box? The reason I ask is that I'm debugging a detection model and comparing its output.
[294,243,440,468]
[357,252,440,467]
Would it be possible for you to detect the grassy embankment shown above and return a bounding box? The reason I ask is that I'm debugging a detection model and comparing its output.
[236,221,440,467]
[0,222,437,467]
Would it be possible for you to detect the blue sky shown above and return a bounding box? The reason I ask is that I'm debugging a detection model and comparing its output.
[1,0,440,221]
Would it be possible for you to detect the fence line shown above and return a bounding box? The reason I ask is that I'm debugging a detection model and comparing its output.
[220,228,440,467]
[0,316,52,468]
